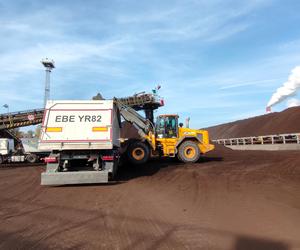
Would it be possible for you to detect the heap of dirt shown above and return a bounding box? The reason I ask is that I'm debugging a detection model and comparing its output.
[205,106,300,139]
[120,121,141,139]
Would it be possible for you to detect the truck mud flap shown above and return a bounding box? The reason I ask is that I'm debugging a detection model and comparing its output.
[41,171,109,185]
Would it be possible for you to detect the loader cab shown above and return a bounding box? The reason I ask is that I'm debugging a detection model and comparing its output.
[155,115,179,139]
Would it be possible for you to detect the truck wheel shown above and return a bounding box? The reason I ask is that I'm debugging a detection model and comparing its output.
[127,141,150,165]
[26,154,38,163]
[177,141,201,163]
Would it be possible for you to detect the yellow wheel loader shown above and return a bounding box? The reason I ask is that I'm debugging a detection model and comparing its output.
[116,100,214,164]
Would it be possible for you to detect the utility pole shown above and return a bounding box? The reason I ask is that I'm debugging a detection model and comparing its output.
[41,58,55,107]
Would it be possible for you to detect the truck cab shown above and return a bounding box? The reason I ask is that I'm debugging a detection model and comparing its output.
[0,138,49,164]
[0,138,14,164]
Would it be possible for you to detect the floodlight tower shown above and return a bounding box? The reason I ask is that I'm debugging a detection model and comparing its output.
[41,58,55,107]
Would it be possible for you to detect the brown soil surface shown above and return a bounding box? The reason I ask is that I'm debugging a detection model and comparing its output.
[1,148,300,250]
[206,106,300,139]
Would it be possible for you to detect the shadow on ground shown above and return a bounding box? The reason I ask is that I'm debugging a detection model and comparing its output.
[116,158,178,182]
[0,163,44,170]
[234,235,289,250]
[117,155,224,182]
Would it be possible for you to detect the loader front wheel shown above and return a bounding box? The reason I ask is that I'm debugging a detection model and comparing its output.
[177,141,200,163]
[127,141,150,165]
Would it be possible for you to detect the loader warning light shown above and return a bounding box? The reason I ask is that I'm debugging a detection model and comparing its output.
[46,127,62,132]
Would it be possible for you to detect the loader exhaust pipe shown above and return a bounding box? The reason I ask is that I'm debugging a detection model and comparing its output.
[185,117,190,128]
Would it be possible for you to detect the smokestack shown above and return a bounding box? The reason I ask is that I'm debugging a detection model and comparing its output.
[267,66,300,108]
[266,106,271,113]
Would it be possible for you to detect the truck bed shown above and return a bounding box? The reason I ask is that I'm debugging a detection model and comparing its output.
[39,100,120,151]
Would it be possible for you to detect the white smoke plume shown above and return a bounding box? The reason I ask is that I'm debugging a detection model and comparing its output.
[267,66,300,107]
[286,98,300,108]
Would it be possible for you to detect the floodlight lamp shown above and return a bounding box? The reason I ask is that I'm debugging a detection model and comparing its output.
[41,58,55,69]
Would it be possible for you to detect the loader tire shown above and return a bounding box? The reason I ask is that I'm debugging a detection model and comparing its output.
[177,141,200,163]
[26,154,38,163]
[127,141,150,165]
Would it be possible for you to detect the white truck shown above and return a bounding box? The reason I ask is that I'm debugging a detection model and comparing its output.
[39,100,121,185]
[0,138,49,164]
[0,139,18,163]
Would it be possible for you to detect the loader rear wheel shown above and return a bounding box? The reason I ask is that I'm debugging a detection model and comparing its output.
[127,141,150,165]
[177,141,200,163]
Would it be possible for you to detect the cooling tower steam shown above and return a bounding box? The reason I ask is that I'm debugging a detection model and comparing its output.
[267,66,300,107]
[287,98,300,108]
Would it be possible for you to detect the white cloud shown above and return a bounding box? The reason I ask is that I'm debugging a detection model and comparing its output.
[0,38,133,83]
[117,8,178,23]
[220,78,284,90]
[116,1,268,42]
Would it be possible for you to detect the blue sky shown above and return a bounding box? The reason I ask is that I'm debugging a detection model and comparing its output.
[1,0,300,128]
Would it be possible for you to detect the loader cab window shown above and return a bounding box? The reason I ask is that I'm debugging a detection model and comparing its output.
[156,118,165,137]
[155,116,178,138]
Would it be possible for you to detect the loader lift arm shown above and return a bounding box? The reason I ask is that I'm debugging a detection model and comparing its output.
[114,98,155,148]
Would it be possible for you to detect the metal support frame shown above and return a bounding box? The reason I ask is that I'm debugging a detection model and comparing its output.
[213,132,300,146]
